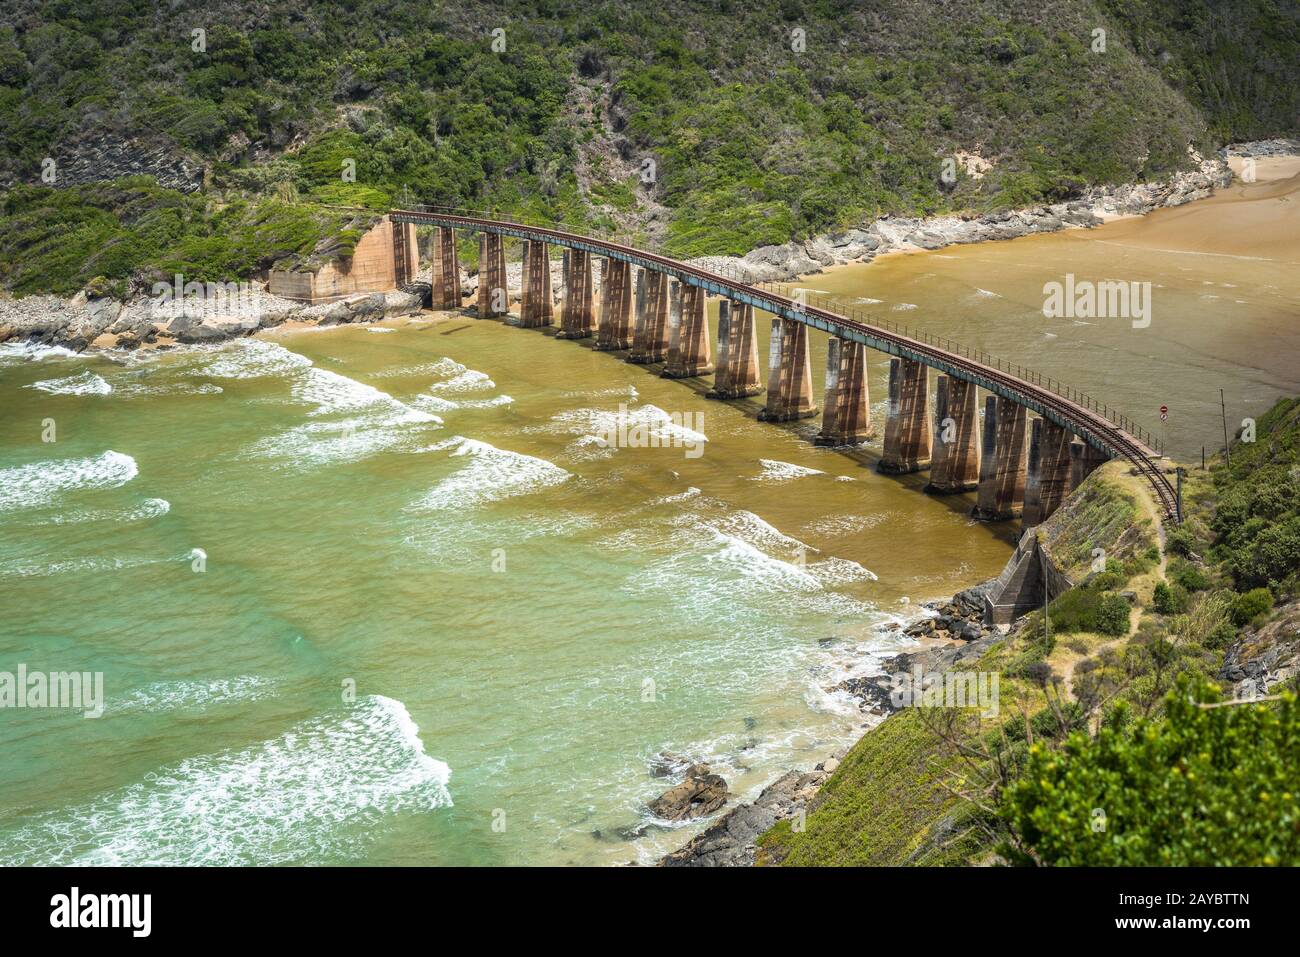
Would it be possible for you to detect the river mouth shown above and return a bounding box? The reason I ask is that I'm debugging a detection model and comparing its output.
[1,164,1294,865]
[792,159,1300,462]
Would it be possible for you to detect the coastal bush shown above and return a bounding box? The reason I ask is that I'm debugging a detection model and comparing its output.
[1206,621,1239,650]
[1095,594,1131,637]
[1169,558,1211,593]
[1000,675,1300,865]
[1165,526,1198,558]
[1045,588,1100,635]
[1231,587,1274,626]
[1152,581,1189,615]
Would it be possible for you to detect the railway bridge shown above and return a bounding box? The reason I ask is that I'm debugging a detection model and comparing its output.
[387,208,1178,526]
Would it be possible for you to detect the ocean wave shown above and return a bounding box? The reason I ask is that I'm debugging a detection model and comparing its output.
[705,508,809,556]
[414,393,513,414]
[411,436,571,510]
[247,368,440,466]
[806,556,879,586]
[0,450,137,512]
[200,339,313,379]
[0,695,452,866]
[549,403,707,449]
[25,370,112,396]
[47,497,170,526]
[0,552,176,580]
[753,458,823,482]
[0,342,81,363]
[430,369,496,394]
[115,675,282,714]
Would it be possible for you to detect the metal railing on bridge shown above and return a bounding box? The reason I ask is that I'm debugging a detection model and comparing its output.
[397,204,1165,457]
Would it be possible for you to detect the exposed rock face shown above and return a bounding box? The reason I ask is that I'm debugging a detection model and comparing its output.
[29,130,205,194]
[1221,138,1300,159]
[646,764,729,822]
[1220,599,1300,700]
[659,763,834,867]
[0,285,426,352]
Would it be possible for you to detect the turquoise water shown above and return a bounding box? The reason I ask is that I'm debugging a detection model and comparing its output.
[0,320,1011,866]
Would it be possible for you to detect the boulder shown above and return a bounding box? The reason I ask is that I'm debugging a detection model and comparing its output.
[647,764,729,821]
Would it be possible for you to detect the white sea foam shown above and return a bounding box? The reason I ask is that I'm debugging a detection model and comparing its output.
[753,458,824,482]
[0,342,81,363]
[428,357,467,377]
[431,369,496,393]
[248,368,440,466]
[806,556,879,586]
[892,302,918,311]
[0,450,137,512]
[116,675,282,714]
[47,497,170,526]
[411,436,570,510]
[414,393,513,414]
[0,696,452,866]
[550,403,707,449]
[25,370,112,395]
[973,287,1002,299]
[200,339,313,379]
[366,327,396,333]
[709,531,822,589]
[707,508,809,555]
[0,552,177,579]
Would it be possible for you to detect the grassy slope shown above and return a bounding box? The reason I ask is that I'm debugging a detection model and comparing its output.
[1,1,1297,295]
[757,462,1163,866]
[762,399,1300,865]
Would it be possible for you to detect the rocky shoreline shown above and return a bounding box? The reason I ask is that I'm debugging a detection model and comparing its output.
[654,580,1004,866]
[4,141,1289,356]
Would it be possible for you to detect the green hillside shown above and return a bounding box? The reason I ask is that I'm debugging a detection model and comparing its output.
[1,0,1297,295]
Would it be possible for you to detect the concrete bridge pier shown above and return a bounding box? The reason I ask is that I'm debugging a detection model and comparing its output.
[628,270,669,364]
[1069,440,1109,490]
[393,220,417,287]
[879,357,931,473]
[707,301,763,399]
[759,317,817,421]
[557,248,596,339]
[816,337,873,445]
[974,396,1027,520]
[925,375,979,493]
[519,240,553,328]
[431,227,461,309]
[595,259,633,350]
[1024,419,1074,526]
[663,284,713,378]
[476,233,507,318]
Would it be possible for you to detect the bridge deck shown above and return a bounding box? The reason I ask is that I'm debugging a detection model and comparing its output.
[390,208,1178,520]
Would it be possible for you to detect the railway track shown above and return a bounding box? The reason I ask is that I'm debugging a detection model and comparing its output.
[391,209,1180,521]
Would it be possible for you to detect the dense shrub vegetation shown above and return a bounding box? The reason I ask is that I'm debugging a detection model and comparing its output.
[1,1,1297,293]
[1002,676,1300,865]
